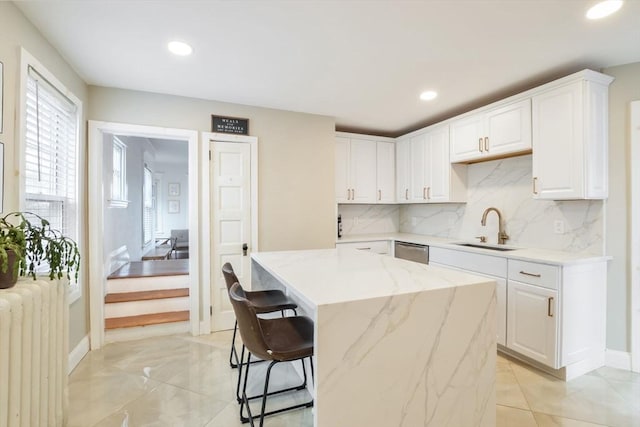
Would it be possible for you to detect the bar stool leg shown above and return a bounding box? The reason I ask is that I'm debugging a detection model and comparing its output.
[229,320,240,368]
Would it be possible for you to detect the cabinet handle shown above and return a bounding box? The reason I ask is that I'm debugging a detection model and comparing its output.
[484,137,489,152]
[519,271,541,278]
[351,189,355,200]
[378,190,381,201]
[423,187,427,199]
[356,247,371,251]
[533,177,538,195]
[427,187,431,200]
[405,189,409,200]
[548,297,554,317]
[347,189,351,200]
[478,138,483,152]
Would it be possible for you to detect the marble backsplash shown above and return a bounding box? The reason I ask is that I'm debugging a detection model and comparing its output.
[400,155,604,255]
[338,204,400,235]
[338,154,604,255]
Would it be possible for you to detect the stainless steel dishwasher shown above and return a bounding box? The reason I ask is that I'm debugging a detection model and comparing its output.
[394,241,429,264]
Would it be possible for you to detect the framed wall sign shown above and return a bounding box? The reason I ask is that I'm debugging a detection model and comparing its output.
[211,115,249,135]
[168,182,180,197]
[168,200,180,214]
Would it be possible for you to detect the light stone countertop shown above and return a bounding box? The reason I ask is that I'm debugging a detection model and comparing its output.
[251,248,494,307]
[336,232,611,266]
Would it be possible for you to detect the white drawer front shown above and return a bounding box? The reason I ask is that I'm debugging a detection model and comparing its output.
[336,240,390,255]
[429,247,507,277]
[508,260,559,290]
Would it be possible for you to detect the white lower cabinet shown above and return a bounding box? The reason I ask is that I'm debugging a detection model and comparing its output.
[336,240,391,255]
[431,246,607,378]
[506,280,558,367]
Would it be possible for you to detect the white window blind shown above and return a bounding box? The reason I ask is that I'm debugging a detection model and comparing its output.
[143,165,153,245]
[109,137,127,207]
[24,65,79,253]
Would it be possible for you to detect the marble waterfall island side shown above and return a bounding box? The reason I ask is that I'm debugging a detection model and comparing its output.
[251,249,496,427]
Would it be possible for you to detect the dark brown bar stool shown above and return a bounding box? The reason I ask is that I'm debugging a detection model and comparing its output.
[222,262,298,370]
[228,282,314,426]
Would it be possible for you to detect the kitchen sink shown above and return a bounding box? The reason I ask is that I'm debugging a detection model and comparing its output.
[454,243,517,251]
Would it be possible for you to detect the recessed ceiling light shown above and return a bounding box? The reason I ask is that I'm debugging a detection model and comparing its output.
[586,0,623,19]
[420,90,438,101]
[168,41,193,56]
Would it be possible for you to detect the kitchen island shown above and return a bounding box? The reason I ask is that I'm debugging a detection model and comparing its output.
[251,249,496,427]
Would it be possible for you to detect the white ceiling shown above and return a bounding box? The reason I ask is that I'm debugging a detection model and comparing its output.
[16,1,640,136]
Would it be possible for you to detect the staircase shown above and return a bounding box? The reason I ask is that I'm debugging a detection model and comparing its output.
[105,260,190,342]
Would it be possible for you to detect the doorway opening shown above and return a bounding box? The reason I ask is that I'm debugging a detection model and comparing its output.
[88,121,199,350]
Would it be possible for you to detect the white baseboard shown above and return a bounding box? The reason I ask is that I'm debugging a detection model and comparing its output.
[68,334,90,373]
[605,349,632,370]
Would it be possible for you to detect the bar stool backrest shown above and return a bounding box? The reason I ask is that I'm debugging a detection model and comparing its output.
[228,282,273,361]
[222,262,240,291]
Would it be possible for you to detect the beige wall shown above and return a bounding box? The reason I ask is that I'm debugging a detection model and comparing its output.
[603,62,640,352]
[88,87,336,252]
[0,2,90,350]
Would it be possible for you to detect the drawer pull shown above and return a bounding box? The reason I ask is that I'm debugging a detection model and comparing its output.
[519,270,541,278]
[478,138,483,152]
[405,189,409,200]
[378,190,381,201]
[356,247,371,251]
[548,297,554,317]
[484,137,489,152]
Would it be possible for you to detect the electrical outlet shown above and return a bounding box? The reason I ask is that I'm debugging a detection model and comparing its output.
[411,217,417,226]
[553,220,565,234]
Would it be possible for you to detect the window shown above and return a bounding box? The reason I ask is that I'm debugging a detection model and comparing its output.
[142,165,153,246]
[22,51,82,303]
[109,137,128,207]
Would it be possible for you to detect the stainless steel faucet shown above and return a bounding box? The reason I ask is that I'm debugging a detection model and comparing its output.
[481,207,509,245]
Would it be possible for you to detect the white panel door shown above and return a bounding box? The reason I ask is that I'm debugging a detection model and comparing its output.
[211,141,251,331]
[507,280,558,367]
[376,141,395,203]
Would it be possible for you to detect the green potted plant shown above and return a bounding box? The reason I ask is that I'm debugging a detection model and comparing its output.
[0,212,80,289]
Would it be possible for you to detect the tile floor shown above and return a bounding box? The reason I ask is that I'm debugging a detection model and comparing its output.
[68,332,640,427]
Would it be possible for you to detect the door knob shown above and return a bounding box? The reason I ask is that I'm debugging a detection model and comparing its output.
[242,243,248,256]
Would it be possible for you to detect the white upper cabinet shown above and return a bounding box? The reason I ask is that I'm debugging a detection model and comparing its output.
[395,138,410,203]
[376,141,395,203]
[335,136,351,203]
[335,133,394,204]
[450,99,532,163]
[532,71,613,200]
[402,125,466,203]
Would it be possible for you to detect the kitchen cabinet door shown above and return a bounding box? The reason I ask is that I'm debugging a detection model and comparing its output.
[335,136,351,203]
[376,141,395,203]
[450,113,484,162]
[409,134,428,202]
[532,77,610,200]
[507,280,558,368]
[395,138,410,203]
[485,99,531,157]
[426,125,451,202]
[349,139,377,203]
